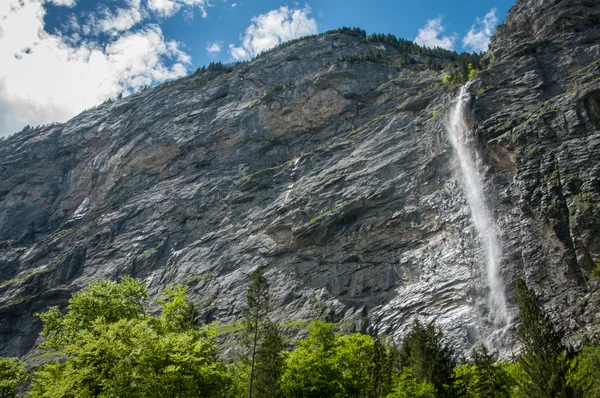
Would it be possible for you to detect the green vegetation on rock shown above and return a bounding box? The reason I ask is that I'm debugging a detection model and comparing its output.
[2,277,600,398]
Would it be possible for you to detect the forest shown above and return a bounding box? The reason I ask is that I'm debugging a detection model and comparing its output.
[1,271,599,397]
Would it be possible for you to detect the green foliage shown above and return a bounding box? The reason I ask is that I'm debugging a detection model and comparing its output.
[153,285,197,333]
[0,357,27,398]
[280,321,377,398]
[227,362,251,398]
[37,276,148,349]
[369,336,395,398]
[29,319,229,398]
[592,261,600,279]
[330,26,367,38]
[387,368,436,398]
[467,64,479,80]
[335,332,376,397]
[336,49,384,64]
[254,322,285,398]
[515,278,575,398]
[569,346,600,396]
[8,274,600,398]
[453,345,514,398]
[262,81,296,101]
[280,321,344,398]
[241,268,282,398]
[431,110,438,119]
[399,319,456,396]
[30,278,231,397]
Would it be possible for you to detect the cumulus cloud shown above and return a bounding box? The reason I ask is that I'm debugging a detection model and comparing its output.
[147,0,209,18]
[229,5,318,60]
[206,41,222,55]
[0,0,190,136]
[96,0,146,35]
[415,17,457,50]
[462,9,498,53]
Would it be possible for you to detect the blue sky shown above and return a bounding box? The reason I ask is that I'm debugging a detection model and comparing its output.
[0,0,515,136]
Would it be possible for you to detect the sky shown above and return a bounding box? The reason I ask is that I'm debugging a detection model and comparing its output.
[0,0,515,137]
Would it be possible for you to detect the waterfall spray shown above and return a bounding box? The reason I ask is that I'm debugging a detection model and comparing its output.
[446,86,509,326]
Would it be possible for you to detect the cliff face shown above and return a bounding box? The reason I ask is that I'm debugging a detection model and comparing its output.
[1,0,599,357]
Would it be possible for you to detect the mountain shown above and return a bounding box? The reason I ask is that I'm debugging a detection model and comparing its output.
[1,0,599,358]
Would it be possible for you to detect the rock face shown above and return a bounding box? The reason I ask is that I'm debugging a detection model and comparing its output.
[1,0,599,357]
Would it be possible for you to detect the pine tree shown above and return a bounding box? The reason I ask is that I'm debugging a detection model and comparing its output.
[253,322,284,398]
[399,319,455,397]
[368,336,394,398]
[241,269,272,398]
[515,278,575,398]
[471,345,512,398]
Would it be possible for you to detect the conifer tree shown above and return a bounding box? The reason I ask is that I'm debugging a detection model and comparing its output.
[399,319,455,397]
[368,336,395,398]
[471,345,512,398]
[241,268,272,398]
[253,322,284,398]
[515,278,575,398]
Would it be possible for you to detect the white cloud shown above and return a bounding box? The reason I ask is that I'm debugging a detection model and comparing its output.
[0,0,190,136]
[229,5,317,60]
[97,0,146,35]
[206,41,222,55]
[231,3,237,8]
[47,0,77,7]
[147,0,208,18]
[462,9,498,53]
[415,17,457,50]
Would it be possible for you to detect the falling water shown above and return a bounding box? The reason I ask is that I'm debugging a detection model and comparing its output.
[446,86,509,326]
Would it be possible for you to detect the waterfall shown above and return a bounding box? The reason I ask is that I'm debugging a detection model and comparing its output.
[446,86,509,326]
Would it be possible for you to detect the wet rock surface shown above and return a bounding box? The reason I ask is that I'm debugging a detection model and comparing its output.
[1,0,599,357]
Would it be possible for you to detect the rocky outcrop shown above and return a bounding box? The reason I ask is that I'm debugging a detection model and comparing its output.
[1,0,599,358]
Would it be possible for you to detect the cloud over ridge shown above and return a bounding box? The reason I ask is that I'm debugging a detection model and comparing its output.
[0,0,192,136]
[462,9,498,52]
[414,17,457,50]
[229,5,318,60]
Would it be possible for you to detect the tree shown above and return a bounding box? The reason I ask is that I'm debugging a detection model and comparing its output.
[154,285,197,333]
[0,357,27,398]
[29,319,230,398]
[368,336,395,398]
[280,321,344,398]
[241,269,272,398]
[335,332,376,397]
[253,323,284,398]
[37,276,148,349]
[398,319,455,397]
[453,345,513,398]
[30,279,231,397]
[280,321,378,398]
[515,278,575,398]
[387,368,436,398]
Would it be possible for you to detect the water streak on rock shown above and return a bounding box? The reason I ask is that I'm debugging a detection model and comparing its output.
[446,86,509,327]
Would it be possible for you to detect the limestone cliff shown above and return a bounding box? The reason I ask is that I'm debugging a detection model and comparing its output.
[1,0,599,357]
